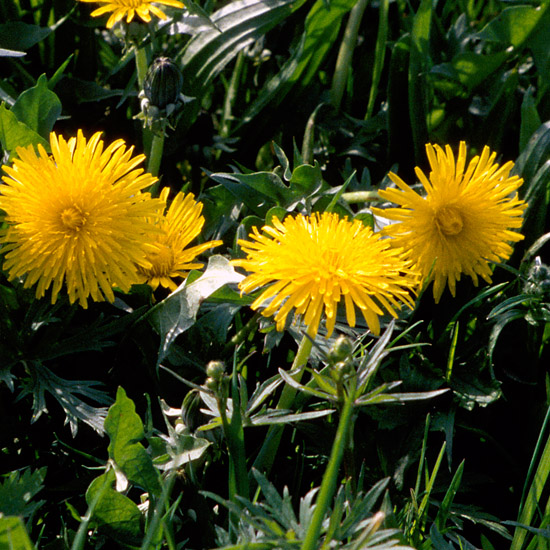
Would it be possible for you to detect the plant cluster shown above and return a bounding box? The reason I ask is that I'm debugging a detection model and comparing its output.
[2,1,550,550]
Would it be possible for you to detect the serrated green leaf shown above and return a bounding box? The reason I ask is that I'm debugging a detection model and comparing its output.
[105,387,162,496]
[0,104,49,156]
[11,75,61,139]
[0,468,46,518]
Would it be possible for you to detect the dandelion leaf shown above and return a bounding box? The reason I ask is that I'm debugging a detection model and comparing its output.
[86,469,143,546]
[11,74,61,140]
[0,467,46,518]
[149,255,244,364]
[0,104,48,157]
[105,387,162,497]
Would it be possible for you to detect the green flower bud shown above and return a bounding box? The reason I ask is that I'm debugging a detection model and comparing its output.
[204,377,219,392]
[143,57,183,110]
[327,335,353,364]
[330,359,353,382]
[206,360,225,381]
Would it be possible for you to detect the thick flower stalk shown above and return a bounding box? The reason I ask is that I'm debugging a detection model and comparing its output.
[374,142,527,302]
[136,187,222,292]
[232,212,418,338]
[0,131,160,308]
[78,0,184,28]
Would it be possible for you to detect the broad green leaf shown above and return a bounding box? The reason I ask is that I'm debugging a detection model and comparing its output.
[0,104,49,156]
[11,75,61,139]
[431,49,509,94]
[0,517,35,550]
[0,22,51,51]
[476,5,548,48]
[86,470,143,546]
[210,170,291,215]
[105,387,162,496]
[288,162,323,196]
[149,255,245,364]
[56,77,124,103]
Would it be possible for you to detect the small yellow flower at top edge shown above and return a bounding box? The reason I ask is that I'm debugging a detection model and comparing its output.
[77,0,185,29]
[372,142,527,303]
[135,186,223,292]
[0,130,162,308]
[231,211,420,339]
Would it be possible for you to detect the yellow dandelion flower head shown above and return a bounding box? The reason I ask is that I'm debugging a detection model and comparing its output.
[0,130,161,308]
[232,211,419,338]
[136,187,222,292]
[374,142,527,303]
[78,0,184,28]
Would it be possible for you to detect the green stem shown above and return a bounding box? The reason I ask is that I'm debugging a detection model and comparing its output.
[223,312,261,356]
[134,44,149,89]
[341,190,384,204]
[365,0,389,120]
[330,0,370,111]
[147,123,166,183]
[252,331,314,476]
[140,472,177,550]
[301,396,355,550]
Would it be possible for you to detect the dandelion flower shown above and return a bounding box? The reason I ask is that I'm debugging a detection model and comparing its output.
[136,187,222,292]
[374,142,527,302]
[0,130,160,308]
[78,0,184,28]
[232,212,418,338]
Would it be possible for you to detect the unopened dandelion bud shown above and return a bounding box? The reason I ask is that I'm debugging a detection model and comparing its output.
[204,377,219,392]
[330,359,353,382]
[206,361,225,381]
[327,335,353,364]
[143,57,183,110]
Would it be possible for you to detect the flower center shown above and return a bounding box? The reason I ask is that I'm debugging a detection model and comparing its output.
[434,206,463,236]
[149,245,175,276]
[60,206,88,232]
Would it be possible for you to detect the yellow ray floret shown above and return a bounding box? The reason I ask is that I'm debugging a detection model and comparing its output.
[232,212,419,338]
[373,142,527,302]
[0,130,161,308]
[78,0,184,28]
[136,187,222,292]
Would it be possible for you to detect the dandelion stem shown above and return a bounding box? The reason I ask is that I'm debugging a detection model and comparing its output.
[301,395,355,550]
[341,190,384,204]
[147,122,166,182]
[134,44,149,90]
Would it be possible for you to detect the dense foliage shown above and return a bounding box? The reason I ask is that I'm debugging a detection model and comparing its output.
[2,1,550,549]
